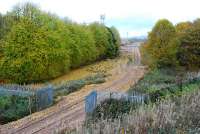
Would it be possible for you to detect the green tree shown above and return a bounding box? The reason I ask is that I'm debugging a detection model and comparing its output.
[64,23,97,68]
[0,13,4,39]
[89,23,110,59]
[105,27,118,58]
[0,13,18,40]
[0,18,70,83]
[0,2,121,83]
[109,26,121,57]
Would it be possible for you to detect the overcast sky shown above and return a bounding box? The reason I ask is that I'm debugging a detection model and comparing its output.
[0,0,200,37]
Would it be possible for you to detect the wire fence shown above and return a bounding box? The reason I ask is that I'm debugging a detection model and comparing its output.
[85,90,149,114]
[0,84,53,112]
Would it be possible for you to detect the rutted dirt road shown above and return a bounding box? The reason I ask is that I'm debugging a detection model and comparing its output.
[0,43,146,134]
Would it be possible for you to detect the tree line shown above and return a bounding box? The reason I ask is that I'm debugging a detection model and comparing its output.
[141,19,200,72]
[0,3,120,83]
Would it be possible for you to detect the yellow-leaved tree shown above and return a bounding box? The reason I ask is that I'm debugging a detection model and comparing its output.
[142,19,179,68]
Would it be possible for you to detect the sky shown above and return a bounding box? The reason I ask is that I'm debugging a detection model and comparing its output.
[0,0,200,37]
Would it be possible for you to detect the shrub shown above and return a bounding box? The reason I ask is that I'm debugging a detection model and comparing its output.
[54,74,106,97]
[91,98,132,120]
[0,95,34,124]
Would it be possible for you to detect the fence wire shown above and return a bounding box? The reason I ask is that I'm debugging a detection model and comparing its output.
[0,84,53,111]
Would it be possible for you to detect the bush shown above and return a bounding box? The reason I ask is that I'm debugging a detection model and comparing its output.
[129,68,200,102]
[91,98,132,120]
[54,74,106,97]
[0,95,34,124]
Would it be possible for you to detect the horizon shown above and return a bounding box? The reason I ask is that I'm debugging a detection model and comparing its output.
[0,0,200,37]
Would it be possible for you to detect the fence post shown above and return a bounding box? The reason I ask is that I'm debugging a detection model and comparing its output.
[109,92,113,99]
[85,91,97,114]
[28,96,32,114]
[35,84,53,111]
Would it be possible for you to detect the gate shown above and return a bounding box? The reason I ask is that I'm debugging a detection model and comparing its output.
[85,91,97,114]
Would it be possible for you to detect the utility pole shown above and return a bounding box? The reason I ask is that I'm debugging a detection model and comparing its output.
[126,32,129,44]
[100,14,105,24]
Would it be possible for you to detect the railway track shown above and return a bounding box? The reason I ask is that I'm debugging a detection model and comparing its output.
[32,108,84,134]
[1,44,145,134]
[2,99,85,134]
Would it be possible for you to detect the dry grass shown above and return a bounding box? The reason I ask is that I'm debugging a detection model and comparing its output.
[45,56,128,86]
[27,56,128,88]
[69,90,200,134]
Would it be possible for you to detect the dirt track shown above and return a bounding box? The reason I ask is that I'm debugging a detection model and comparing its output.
[0,44,146,134]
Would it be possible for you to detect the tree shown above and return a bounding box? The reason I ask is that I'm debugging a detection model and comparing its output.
[0,18,70,83]
[89,23,110,59]
[11,2,40,21]
[175,21,192,38]
[110,26,121,46]
[0,2,121,83]
[0,13,17,40]
[0,13,4,39]
[177,19,200,71]
[110,26,121,56]
[64,23,97,68]
[145,19,179,68]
